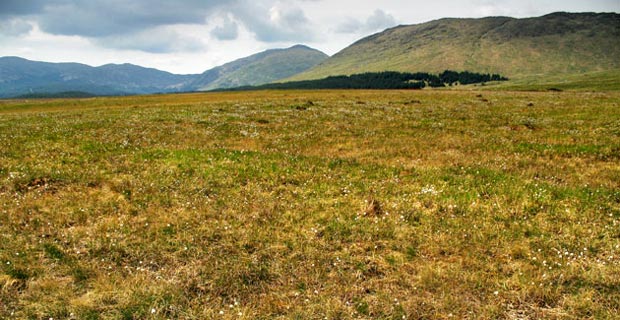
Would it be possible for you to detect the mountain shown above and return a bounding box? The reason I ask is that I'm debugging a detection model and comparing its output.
[291,12,620,81]
[0,57,194,97]
[0,45,328,98]
[187,45,328,91]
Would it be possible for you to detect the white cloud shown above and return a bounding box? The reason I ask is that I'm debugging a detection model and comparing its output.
[95,26,208,53]
[229,1,317,42]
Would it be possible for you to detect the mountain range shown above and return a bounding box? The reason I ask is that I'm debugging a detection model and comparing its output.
[0,45,327,98]
[1,12,619,97]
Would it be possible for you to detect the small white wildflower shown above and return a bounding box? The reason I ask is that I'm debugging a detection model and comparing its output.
[219,310,224,315]
[151,308,156,314]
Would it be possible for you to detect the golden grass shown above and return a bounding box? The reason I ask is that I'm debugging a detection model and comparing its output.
[1,90,619,319]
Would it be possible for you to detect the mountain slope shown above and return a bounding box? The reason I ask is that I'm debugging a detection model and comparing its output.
[0,57,194,97]
[188,45,328,90]
[291,12,620,81]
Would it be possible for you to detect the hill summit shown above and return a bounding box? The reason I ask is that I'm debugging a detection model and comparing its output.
[188,45,328,90]
[292,12,620,80]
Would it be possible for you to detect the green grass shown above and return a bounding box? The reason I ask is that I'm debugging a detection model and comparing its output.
[1,90,619,319]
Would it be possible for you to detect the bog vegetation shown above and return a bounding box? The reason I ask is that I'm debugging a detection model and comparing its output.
[0,90,619,319]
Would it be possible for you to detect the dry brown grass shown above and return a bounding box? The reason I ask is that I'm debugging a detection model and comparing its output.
[0,90,619,319]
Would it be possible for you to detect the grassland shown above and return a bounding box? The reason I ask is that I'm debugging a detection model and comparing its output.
[1,90,619,319]
[484,70,620,92]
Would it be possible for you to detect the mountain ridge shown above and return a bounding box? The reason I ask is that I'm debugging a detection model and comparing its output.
[0,45,328,98]
[290,12,620,81]
[2,12,619,97]
[189,45,328,90]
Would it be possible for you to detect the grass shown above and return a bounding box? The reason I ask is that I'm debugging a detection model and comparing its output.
[1,90,619,319]
[484,70,620,92]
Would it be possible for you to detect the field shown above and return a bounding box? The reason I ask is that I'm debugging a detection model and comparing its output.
[1,90,619,319]
[485,70,620,92]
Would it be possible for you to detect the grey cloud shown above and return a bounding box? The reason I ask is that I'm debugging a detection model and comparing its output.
[2,0,233,37]
[366,9,397,30]
[211,15,239,40]
[231,1,316,42]
[0,0,49,15]
[0,0,316,48]
[0,19,33,36]
[335,9,397,34]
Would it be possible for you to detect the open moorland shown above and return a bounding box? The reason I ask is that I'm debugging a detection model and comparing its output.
[1,90,619,319]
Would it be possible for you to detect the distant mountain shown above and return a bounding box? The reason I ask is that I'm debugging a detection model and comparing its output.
[0,57,194,97]
[187,45,328,91]
[0,45,328,98]
[291,12,620,81]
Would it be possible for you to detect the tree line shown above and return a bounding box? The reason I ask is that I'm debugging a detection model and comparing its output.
[219,71,508,91]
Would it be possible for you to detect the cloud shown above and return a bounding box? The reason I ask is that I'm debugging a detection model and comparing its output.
[0,19,33,36]
[211,15,239,40]
[0,0,316,49]
[335,9,398,34]
[335,18,364,34]
[229,1,317,42]
[95,26,208,53]
[1,0,232,37]
[366,9,398,30]
[0,0,48,15]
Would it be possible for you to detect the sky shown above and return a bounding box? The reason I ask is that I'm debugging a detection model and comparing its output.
[1,0,618,74]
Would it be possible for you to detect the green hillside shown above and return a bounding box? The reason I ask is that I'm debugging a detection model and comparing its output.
[291,12,620,81]
[190,45,328,90]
